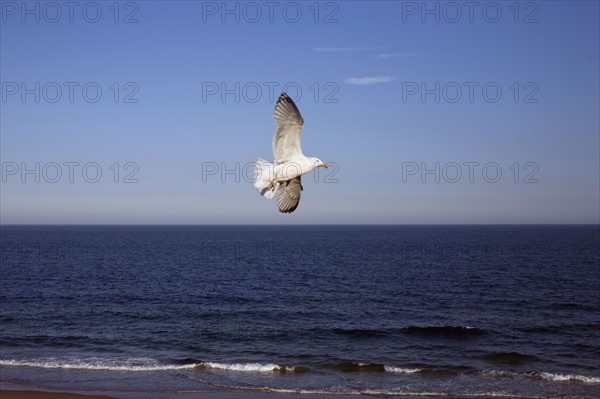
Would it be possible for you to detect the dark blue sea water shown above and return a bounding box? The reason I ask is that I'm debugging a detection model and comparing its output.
[0,225,599,398]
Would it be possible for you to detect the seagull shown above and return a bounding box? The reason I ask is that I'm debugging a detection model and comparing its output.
[254,93,328,213]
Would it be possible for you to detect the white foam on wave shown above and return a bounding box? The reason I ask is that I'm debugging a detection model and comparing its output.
[265,387,362,395]
[201,362,284,372]
[1,358,297,374]
[539,372,600,384]
[383,365,422,373]
[479,369,600,384]
[0,357,198,371]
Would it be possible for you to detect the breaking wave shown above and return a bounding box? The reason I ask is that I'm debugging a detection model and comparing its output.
[0,357,196,371]
[538,372,600,384]
[2,357,598,384]
[198,361,308,373]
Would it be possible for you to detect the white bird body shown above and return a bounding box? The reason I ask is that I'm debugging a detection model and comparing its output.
[254,93,327,213]
[273,158,321,182]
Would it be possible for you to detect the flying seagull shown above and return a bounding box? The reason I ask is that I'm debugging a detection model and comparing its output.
[254,93,328,213]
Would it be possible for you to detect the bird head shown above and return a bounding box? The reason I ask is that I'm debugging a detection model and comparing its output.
[311,157,329,170]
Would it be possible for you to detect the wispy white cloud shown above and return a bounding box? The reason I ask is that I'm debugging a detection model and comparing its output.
[313,47,379,52]
[345,76,395,85]
[377,53,423,58]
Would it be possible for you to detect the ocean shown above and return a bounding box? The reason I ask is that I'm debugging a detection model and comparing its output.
[0,225,598,398]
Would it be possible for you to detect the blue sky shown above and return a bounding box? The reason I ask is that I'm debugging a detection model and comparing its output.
[1,0,598,224]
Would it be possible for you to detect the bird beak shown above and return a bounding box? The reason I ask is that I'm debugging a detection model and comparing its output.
[322,163,329,169]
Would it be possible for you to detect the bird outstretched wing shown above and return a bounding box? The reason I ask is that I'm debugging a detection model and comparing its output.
[272,93,304,163]
[277,176,302,213]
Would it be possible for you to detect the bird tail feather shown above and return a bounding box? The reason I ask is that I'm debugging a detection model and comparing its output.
[254,158,278,200]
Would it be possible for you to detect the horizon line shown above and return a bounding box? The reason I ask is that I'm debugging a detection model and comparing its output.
[1,223,598,227]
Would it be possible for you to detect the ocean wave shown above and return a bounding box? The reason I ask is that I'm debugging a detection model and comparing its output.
[475,369,600,384]
[199,360,421,374]
[325,362,386,372]
[402,325,486,338]
[3,357,598,385]
[199,362,307,373]
[260,387,362,395]
[384,365,423,374]
[0,357,198,371]
[200,362,280,372]
[323,362,422,373]
[0,357,418,375]
[538,372,600,384]
[0,357,312,373]
[476,369,520,378]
